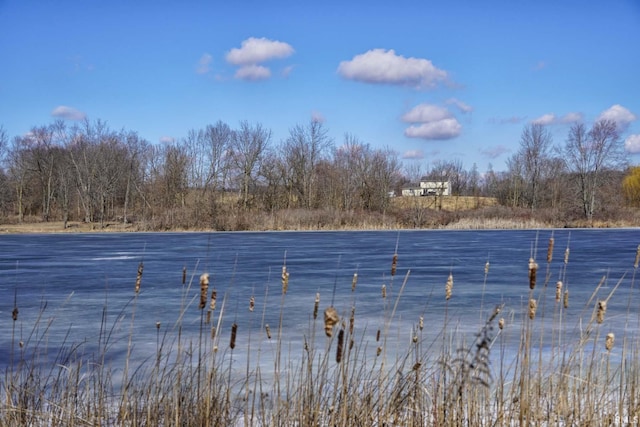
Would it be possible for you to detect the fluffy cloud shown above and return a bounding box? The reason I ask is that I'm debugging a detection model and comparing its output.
[625,134,640,154]
[226,37,294,66]
[402,150,424,160]
[531,113,556,125]
[51,105,86,121]
[480,145,510,159]
[402,104,461,140]
[446,98,473,113]
[337,49,449,89]
[597,104,636,132]
[531,112,583,125]
[234,64,271,81]
[196,53,213,74]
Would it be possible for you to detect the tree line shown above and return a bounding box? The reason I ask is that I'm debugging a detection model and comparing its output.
[0,118,636,230]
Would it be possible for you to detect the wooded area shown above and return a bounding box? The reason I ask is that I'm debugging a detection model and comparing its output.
[0,119,638,230]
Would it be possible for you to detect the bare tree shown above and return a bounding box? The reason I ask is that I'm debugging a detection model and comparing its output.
[230,121,271,209]
[564,120,625,220]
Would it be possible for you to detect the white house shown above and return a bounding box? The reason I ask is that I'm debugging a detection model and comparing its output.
[401,178,451,196]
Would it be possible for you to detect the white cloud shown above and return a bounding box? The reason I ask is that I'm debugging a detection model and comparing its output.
[402,150,424,160]
[159,136,175,144]
[226,37,294,65]
[560,112,583,123]
[337,48,449,89]
[402,104,451,123]
[446,98,473,113]
[404,119,462,140]
[51,105,86,121]
[234,64,271,81]
[281,65,295,77]
[531,113,556,125]
[480,145,510,159]
[625,134,640,154]
[196,53,213,74]
[597,104,636,132]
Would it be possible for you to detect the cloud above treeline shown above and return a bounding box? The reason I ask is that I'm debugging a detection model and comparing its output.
[625,134,640,154]
[337,49,449,89]
[479,145,510,159]
[402,104,462,140]
[225,37,295,81]
[597,104,636,133]
[531,112,583,125]
[51,105,86,121]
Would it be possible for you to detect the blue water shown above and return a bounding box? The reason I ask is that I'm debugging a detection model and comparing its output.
[1,229,639,377]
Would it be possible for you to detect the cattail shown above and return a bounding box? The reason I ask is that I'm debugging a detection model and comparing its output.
[12,307,18,322]
[324,306,339,337]
[391,254,398,276]
[605,332,615,351]
[376,346,382,356]
[529,298,537,320]
[199,273,209,309]
[381,284,387,299]
[412,334,418,344]
[209,290,218,311]
[376,329,381,342]
[156,321,161,330]
[498,318,505,330]
[351,273,358,292]
[564,248,570,265]
[597,300,607,324]
[419,316,424,331]
[313,293,320,319]
[135,262,144,293]
[249,296,255,312]
[484,261,490,275]
[445,273,453,300]
[564,290,569,308]
[211,326,216,339]
[349,306,355,334]
[265,324,272,340]
[528,258,538,290]
[635,245,640,269]
[213,345,218,353]
[555,281,563,302]
[19,341,24,348]
[547,237,554,263]
[336,329,344,363]
[182,266,186,284]
[281,266,289,294]
[412,362,422,371]
[206,310,211,324]
[230,323,237,349]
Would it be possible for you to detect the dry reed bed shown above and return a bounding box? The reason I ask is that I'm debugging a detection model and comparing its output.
[2,238,640,426]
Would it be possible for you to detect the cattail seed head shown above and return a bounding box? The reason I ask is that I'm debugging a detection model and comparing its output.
[135,262,144,293]
[419,316,424,331]
[381,284,387,299]
[206,310,211,324]
[376,329,381,342]
[265,324,272,340]
[635,245,640,269]
[213,345,218,353]
[412,334,418,344]
[199,273,210,310]
[211,326,216,339]
[336,329,344,363]
[210,289,217,311]
[19,341,24,348]
[498,318,505,330]
[528,258,538,290]
[156,321,161,330]
[445,273,453,300]
[324,306,339,337]
[605,332,615,351]
[281,266,289,294]
[12,307,18,322]
[249,296,255,312]
[529,298,537,320]
[349,306,355,334]
[182,266,186,284]
[391,254,398,276]
[351,273,358,292]
[596,300,607,324]
[547,237,554,263]
[230,323,238,349]
[564,290,569,308]
[376,346,382,356]
[313,293,320,320]
[555,281,563,302]
[484,261,490,275]
[564,248,570,265]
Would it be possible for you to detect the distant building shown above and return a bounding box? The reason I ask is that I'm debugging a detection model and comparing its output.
[401,178,451,196]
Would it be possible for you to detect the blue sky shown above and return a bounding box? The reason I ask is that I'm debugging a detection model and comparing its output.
[1,0,639,172]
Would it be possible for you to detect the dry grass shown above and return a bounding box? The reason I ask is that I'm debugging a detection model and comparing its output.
[3,234,640,426]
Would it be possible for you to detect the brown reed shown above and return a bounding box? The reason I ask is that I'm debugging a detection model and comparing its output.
[529,298,537,320]
[199,273,209,310]
[206,310,211,324]
[419,316,424,331]
[281,266,289,294]
[605,332,614,351]
[391,253,398,276]
[596,300,607,324]
[381,284,387,299]
[324,306,339,337]
[484,261,490,275]
[445,273,453,300]
[528,258,538,290]
[555,281,563,303]
[12,306,18,322]
[135,262,144,293]
[498,317,505,330]
[351,273,358,292]
[265,324,271,340]
[547,237,554,263]
[249,296,255,312]
[349,306,355,334]
[211,326,216,340]
[230,323,238,349]
[564,247,570,264]
[313,292,320,319]
[564,290,569,308]
[376,329,381,342]
[182,266,186,284]
[336,329,344,363]
[210,289,217,311]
